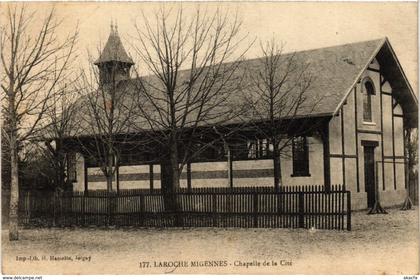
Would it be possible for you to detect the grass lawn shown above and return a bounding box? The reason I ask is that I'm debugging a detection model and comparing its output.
[2,207,419,275]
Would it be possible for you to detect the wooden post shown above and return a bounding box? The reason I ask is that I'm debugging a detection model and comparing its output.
[187,163,192,192]
[227,148,233,189]
[401,126,413,210]
[253,192,258,228]
[54,191,60,227]
[321,121,331,192]
[84,158,88,194]
[81,194,85,226]
[346,191,351,231]
[298,190,304,228]
[212,193,217,227]
[116,163,120,194]
[51,191,57,227]
[107,193,111,227]
[28,191,32,222]
[139,194,145,227]
[149,164,154,191]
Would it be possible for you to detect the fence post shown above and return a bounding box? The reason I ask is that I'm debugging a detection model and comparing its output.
[28,191,32,223]
[112,192,117,227]
[298,191,304,228]
[52,191,57,227]
[212,193,217,227]
[107,192,117,227]
[139,194,145,227]
[59,192,63,227]
[253,192,258,228]
[107,194,111,227]
[81,193,86,227]
[346,191,351,231]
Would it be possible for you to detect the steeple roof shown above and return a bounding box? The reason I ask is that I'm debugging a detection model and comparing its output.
[94,24,134,65]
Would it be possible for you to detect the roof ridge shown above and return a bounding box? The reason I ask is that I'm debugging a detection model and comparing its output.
[240,37,387,63]
[126,37,386,82]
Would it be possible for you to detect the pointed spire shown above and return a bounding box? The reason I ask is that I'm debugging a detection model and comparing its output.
[95,22,133,65]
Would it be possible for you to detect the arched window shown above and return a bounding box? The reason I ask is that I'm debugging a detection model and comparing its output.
[363,80,375,122]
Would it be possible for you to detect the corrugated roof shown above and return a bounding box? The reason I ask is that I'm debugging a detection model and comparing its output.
[94,27,134,65]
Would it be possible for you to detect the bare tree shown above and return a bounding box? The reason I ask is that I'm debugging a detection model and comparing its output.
[37,81,81,191]
[0,4,78,240]
[243,39,318,190]
[75,45,141,194]
[131,8,250,208]
[402,127,418,210]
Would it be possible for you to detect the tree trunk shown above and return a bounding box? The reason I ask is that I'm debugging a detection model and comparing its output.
[105,153,114,226]
[106,153,113,192]
[106,175,113,193]
[57,140,65,190]
[9,135,19,241]
[273,140,282,191]
[8,77,19,241]
[273,153,280,191]
[168,136,183,226]
[160,149,179,208]
[170,140,180,192]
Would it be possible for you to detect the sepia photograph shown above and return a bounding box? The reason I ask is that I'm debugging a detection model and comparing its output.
[0,1,418,276]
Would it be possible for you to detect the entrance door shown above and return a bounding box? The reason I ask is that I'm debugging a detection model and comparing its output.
[364,146,376,208]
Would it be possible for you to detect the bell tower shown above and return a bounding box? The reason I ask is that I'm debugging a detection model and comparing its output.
[94,23,134,86]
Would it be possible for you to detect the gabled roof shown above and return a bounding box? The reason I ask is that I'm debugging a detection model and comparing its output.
[94,26,134,65]
[331,37,418,127]
[72,37,417,138]
[236,37,417,126]
[241,38,387,119]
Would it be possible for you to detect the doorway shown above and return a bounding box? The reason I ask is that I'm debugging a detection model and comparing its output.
[363,145,376,208]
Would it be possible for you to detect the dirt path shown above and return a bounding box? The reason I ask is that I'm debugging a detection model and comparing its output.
[2,208,419,274]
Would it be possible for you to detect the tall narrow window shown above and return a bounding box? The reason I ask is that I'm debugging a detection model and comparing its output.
[292,136,310,176]
[363,80,375,122]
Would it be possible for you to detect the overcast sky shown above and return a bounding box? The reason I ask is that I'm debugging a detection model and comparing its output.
[3,2,418,93]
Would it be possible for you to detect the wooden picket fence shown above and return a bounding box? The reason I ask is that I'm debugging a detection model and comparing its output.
[19,185,351,230]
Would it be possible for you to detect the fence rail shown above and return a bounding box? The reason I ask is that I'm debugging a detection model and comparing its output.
[19,185,351,230]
